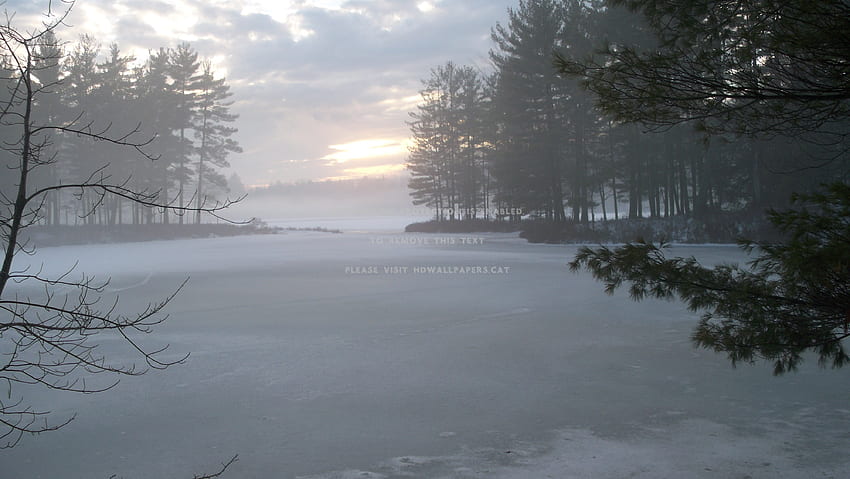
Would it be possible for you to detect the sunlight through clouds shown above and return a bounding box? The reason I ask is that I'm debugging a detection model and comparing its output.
[322,139,410,164]
[39,0,516,184]
[140,4,200,40]
[75,3,122,41]
[208,54,230,79]
[238,0,349,41]
[417,2,436,13]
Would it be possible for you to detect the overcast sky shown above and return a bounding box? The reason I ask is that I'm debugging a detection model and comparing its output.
[9,0,517,186]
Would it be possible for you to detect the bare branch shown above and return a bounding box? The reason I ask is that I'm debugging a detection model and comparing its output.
[193,455,239,479]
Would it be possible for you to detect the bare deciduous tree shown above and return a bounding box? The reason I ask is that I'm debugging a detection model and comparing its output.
[0,4,238,468]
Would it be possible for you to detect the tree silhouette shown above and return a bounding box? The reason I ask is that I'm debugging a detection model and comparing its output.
[560,0,850,374]
[0,2,239,453]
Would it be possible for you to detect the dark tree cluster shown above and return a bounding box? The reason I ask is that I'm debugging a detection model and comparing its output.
[2,28,241,229]
[407,62,491,221]
[560,0,850,373]
[409,0,850,373]
[407,0,848,226]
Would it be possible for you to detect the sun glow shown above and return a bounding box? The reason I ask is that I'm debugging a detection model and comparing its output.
[417,2,436,13]
[323,139,410,164]
[140,3,200,40]
[75,3,122,41]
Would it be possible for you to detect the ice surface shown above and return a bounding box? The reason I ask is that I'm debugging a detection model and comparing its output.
[3,225,848,478]
[263,215,432,233]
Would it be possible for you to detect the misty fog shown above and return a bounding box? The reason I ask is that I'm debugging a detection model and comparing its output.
[4,229,847,478]
[2,0,849,478]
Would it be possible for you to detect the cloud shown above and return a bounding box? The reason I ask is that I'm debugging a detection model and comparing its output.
[7,0,516,183]
[322,139,409,163]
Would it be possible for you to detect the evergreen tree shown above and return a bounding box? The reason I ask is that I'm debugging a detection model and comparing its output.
[558,0,850,141]
[562,0,850,373]
[92,43,137,224]
[137,48,181,224]
[227,172,247,198]
[192,61,241,224]
[29,30,64,225]
[558,0,606,222]
[168,42,201,223]
[60,34,102,224]
[407,107,446,218]
[571,184,850,374]
[490,0,570,222]
[407,62,486,220]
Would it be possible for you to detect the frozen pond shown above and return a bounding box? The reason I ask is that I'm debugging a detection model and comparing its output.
[3,228,849,478]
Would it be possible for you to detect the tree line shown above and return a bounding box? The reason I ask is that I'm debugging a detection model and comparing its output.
[561,0,850,374]
[0,32,241,227]
[406,0,848,224]
[0,3,237,463]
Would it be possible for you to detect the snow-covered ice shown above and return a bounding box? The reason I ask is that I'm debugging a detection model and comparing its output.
[3,225,848,478]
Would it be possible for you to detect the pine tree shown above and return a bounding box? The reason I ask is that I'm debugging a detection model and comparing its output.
[93,43,137,224]
[490,0,571,222]
[168,42,201,224]
[137,48,181,224]
[29,30,64,225]
[192,61,241,223]
[562,0,850,373]
[558,0,606,223]
[558,0,850,141]
[407,62,485,220]
[570,184,850,374]
[60,34,102,224]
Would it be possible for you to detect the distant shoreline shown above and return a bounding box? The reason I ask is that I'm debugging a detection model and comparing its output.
[19,223,342,248]
[405,214,779,244]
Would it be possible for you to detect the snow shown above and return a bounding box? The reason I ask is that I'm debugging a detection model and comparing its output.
[3,223,848,478]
